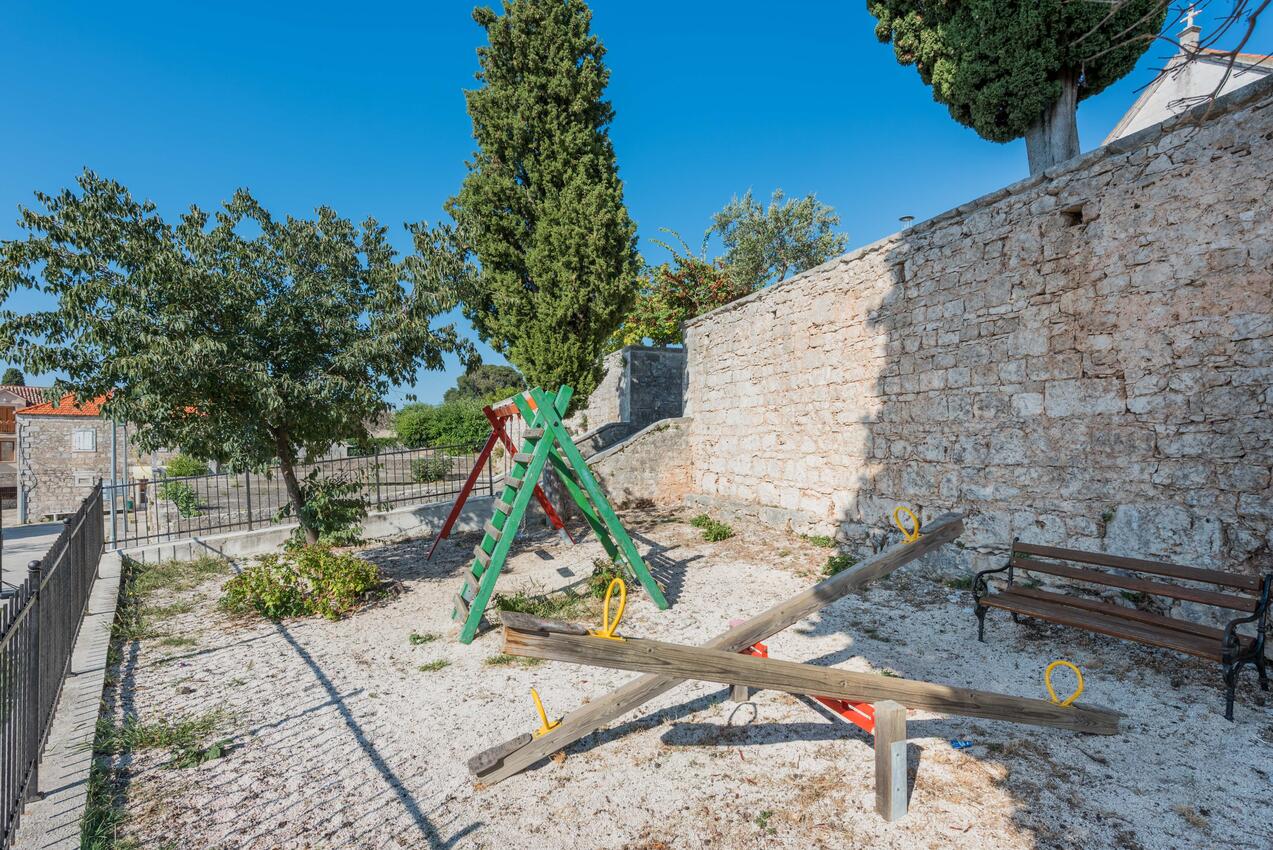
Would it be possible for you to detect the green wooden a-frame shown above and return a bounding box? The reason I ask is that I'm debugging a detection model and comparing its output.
[451,386,669,643]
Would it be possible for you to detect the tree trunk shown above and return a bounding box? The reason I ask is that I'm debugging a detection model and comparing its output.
[1024,68,1081,176]
[274,430,318,545]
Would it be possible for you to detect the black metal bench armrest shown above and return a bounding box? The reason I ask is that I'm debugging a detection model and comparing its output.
[1222,573,1272,660]
[973,562,1011,603]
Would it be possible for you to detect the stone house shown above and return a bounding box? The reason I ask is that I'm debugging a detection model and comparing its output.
[0,385,47,506]
[1105,16,1271,143]
[16,393,123,522]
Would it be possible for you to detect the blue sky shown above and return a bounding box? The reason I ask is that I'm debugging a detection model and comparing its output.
[2,2,1265,403]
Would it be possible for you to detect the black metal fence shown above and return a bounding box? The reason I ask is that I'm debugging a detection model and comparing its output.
[0,483,104,848]
[102,444,493,549]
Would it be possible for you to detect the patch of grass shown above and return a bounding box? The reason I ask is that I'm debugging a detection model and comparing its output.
[942,574,975,591]
[822,554,858,576]
[801,534,836,548]
[143,599,195,621]
[408,631,437,645]
[80,755,130,850]
[754,809,776,835]
[418,660,450,673]
[132,555,231,598]
[94,710,226,755]
[879,669,902,678]
[493,588,589,621]
[690,514,734,542]
[485,653,543,668]
[155,635,198,649]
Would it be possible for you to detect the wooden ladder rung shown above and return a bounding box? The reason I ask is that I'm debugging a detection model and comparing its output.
[463,573,480,597]
[473,545,491,568]
[453,592,470,620]
[493,500,512,515]
[506,475,524,490]
[513,452,535,465]
[484,520,503,540]
[524,428,545,440]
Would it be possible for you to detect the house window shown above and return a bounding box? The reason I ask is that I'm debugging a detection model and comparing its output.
[0,440,13,462]
[72,429,97,452]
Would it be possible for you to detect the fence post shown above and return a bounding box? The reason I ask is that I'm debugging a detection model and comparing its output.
[25,559,42,803]
[374,447,383,508]
[244,470,254,531]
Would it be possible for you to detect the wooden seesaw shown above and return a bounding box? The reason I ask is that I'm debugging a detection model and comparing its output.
[467,513,968,786]
[466,512,1123,821]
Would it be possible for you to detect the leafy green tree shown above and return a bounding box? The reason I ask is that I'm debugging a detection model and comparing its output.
[711,189,848,291]
[448,0,639,406]
[394,401,489,451]
[868,0,1168,174]
[1,367,22,385]
[443,362,524,403]
[0,171,469,544]
[616,233,748,347]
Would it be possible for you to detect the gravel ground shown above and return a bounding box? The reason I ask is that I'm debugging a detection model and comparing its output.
[107,508,1273,850]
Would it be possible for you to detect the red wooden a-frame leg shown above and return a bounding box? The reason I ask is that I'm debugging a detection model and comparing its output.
[426,429,499,561]
[488,410,575,544]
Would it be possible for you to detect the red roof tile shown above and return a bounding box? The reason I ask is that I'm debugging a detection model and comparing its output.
[19,393,108,417]
[0,385,49,406]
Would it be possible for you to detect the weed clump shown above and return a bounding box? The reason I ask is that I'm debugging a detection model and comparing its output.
[822,554,858,576]
[690,513,734,542]
[220,546,383,621]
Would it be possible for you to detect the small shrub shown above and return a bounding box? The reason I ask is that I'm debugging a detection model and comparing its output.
[395,400,489,450]
[411,455,452,483]
[587,558,631,599]
[164,453,210,478]
[159,481,201,517]
[418,660,450,672]
[801,534,836,548]
[220,546,383,621]
[690,513,734,541]
[170,738,232,769]
[276,469,368,548]
[822,554,858,576]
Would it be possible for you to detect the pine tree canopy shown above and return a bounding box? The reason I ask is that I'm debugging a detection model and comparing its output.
[447,0,639,406]
[868,0,1168,143]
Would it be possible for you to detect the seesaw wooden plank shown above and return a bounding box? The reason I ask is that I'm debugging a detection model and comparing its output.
[502,627,1121,735]
[468,512,965,784]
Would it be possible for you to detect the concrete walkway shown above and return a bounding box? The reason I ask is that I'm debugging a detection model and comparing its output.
[1,521,66,588]
[13,552,121,850]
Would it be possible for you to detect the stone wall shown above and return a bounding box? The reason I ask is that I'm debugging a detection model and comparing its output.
[566,345,686,433]
[589,418,693,508]
[679,76,1273,578]
[19,416,119,521]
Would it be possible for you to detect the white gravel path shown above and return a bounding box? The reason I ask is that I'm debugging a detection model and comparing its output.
[109,509,1273,850]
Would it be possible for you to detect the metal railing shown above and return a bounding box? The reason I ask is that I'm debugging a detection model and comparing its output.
[102,444,493,550]
[0,483,104,848]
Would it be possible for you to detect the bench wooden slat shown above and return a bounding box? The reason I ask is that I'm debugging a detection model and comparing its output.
[1007,585,1246,643]
[1013,542,1262,593]
[983,591,1236,661]
[1009,558,1258,612]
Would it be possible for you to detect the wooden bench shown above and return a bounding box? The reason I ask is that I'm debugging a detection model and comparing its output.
[973,540,1271,720]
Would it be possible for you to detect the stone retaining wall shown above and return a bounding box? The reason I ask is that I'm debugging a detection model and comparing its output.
[679,76,1273,577]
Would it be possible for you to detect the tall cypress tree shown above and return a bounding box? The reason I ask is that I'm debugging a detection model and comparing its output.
[448,0,638,405]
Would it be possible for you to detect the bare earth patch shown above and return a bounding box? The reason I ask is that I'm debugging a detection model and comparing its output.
[105,508,1273,849]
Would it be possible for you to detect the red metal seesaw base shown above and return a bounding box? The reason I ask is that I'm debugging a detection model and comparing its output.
[740,641,876,735]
